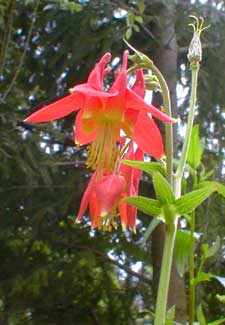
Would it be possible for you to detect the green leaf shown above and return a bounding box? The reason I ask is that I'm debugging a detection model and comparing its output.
[121,160,166,176]
[208,318,225,325]
[126,11,135,25]
[187,125,204,169]
[143,218,160,245]
[199,181,225,198]
[175,185,217,214]
[152,172,175,204]
[125,28,132,40]
[197,305,206,325]
[206,236,220,259]
[137,1,145,13]
[194,271,214,285]
[133,24,140,32]
[123,196,162,217]
[174,230,192,276]
[135,16,144,24]
[216,294,225,304]
[165,305,175,324]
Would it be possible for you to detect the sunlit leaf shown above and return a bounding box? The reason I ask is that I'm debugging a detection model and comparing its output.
[123,196,162,217]
[152,172,175,204]
[174,230,192,276]
[197,304,206,325]
[175,186,217,214]
[121,160,166,175]
[187,125,204,169]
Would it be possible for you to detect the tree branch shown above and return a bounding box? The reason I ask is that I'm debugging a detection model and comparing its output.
[1,0,40,102]
[58,241,152,285]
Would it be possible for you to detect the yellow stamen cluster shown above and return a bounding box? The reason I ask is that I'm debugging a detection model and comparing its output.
[86,122,118,172]
[97,207,119,232]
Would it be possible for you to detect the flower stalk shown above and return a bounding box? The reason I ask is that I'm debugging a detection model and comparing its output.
[154,220,178,325]
[153,16,208,324]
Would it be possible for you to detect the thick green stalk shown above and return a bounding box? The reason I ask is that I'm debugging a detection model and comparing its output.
[154,62,200,324]
[189,210,196,325]
[175,63,199,183]
[154,220,178,325]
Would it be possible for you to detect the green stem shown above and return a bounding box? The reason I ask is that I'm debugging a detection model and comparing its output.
[175,63,199,183]
[154,220,178,325]
[127,60,174,184]
[189,210,196,325]
[149,63,174,185]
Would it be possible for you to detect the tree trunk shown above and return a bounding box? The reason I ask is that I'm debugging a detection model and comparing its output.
[145,1,187,322]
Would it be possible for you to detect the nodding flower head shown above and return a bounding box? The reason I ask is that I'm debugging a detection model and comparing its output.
[188,15,210,65]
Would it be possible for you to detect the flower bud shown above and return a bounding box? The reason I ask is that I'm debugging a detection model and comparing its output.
[188,31,202,64]
[187,16,210,66]
[144,74,161,92]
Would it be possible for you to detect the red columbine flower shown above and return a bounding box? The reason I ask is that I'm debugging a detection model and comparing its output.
[119,141,144,233]
[76,141,143,232]
[24,51,174,172]
[76,171,126,231]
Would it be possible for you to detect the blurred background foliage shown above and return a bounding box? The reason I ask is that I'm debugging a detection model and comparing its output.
[0,0,224,323]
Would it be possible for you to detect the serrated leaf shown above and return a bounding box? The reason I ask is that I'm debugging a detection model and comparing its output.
[174,230,192,276]
[123,196,161,217]
[215,276,225,288]
[197,305,206,325]
[187,125,204,169]
[175,186,217,214]
[122,160,166,175]
[153,172,175,204]
[143,218,160,245]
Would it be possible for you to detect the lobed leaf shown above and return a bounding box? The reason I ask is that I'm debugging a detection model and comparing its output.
[175,186,217,214]
[121,160,166,175]
[174,230,192,276]
[187,124,204,169]
[197,304,206,325]
[153,172,175,204]
[123,196,161,217]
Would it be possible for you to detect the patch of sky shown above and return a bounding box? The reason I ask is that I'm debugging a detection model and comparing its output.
[131,261,142,273]
[113,8,127,19]
[34,46,44,58]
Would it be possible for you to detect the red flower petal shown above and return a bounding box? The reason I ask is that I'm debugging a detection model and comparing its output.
[131,69,145,98]
[110,50,128,94]
[74,110,96,145]
[24,92,83,123]
[126,88,175,123]
[95,173,125,216]
[132,112,164,158]
[74,84,118,98]
[89,190,100,228]
[77,172,96,220]
[87,52,111,89]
